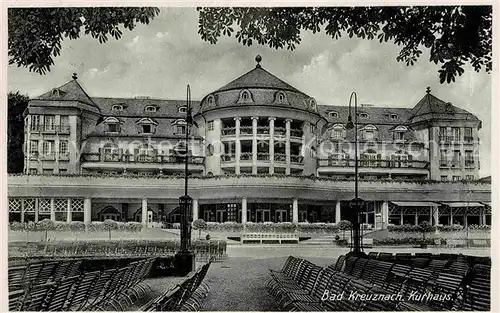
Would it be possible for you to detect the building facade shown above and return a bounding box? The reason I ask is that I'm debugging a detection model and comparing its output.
[8,57,491,229]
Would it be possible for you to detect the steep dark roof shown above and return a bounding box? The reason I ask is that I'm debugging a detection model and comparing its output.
[317,105,414,125]
[411,93,479,120]
[92,97,201,118]
[215,65,306,95]
[36,79,97,107]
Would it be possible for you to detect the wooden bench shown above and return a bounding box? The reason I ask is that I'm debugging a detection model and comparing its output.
[241,232,299,244]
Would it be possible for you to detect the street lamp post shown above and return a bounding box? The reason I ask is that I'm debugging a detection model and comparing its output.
[174,84,195,275]
[345,92,365,256]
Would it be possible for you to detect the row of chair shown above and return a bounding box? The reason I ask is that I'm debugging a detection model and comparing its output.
[9,258,155,311]
[267,255,490,311]
[368,251,491,266]
[8,259,82,290]
[141,261,212,311]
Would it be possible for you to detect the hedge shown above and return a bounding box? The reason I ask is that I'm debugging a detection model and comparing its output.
[388,224,491,232]
[374,238,438,246]
[203,222,340,233]
[9,221,143,232]
[9,239,227,259]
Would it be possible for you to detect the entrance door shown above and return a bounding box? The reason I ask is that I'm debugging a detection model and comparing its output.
[276,210,288,223]
[256,209,271,222]
[216,210,225,223]
[204,210,211,222]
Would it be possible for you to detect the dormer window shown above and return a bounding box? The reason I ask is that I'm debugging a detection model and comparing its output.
[331,124,346,140]
[309,98,317,109]
[392,125,408,141]
[52,88,61,97]
[390,114,398,120]
[361,125,377,140]
[238,89,253,103]
[104,117,122,133]
[359,113,369,119]
[136,118,158,134]
[145,106,157,113]
[328,111,339,118]
[173,119,187,135]
[112,104,124,112]
[275,91,288,104]
[178,107,187,114]
[207,95,215,106]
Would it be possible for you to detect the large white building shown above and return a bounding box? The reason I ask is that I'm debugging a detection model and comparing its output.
[8,57,491,229]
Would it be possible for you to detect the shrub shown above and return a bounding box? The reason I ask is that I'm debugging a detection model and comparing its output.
[10,221,24,231]
[69,221,86,232]
[192,219,208,239]
[37,219,55,241]
[54,221,69,231]
[374,238,435,246]
[103,219,118,240]
[126,222,143,232]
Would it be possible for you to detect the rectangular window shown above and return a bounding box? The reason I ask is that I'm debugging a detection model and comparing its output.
[43,168,54,174]
[364,131,374,140]
[465,175,474,181]
[29,168,38,175]
[440,150,449,166]
[44,115,56,131]
[177,125,186,134]
[452,151,461,166]
[31,115,41,131]
[42,140,55,156]
[310,124,316,134]
[464,128,473,142]
[29,140,39,155]
[59,169,67,174]
[441,176,448,181]
[465,150,474,166]
[452,175,461,181]
[452,127,460,141]
[394,132,404,141]
[332,129,343,140]
[142,125,152,133]
[108,123,120,133]
[60,115,69,132]
[59,140,68,155]
[207,121,214,131]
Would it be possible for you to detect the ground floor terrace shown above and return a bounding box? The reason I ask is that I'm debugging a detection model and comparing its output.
[7,175,491,229]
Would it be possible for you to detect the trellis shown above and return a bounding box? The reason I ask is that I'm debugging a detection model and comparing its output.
[72,199,84,212]
[54,199,67,212]
[9,198,22,212]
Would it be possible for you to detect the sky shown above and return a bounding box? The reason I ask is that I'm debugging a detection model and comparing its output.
[7,7,492,177]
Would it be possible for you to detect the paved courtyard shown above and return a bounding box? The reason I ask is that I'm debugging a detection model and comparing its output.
[201,245,490,311]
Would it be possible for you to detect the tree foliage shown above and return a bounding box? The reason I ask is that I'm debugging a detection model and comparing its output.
[197,6,492,83]
[8,7,160,74]
[8,92,29,173]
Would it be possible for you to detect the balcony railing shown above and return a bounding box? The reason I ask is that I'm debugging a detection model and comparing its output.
[221,127,236,136]
[464,136,474,143]
[440,160,461,168]
[40,151,56,160]
[318,158,428,169]
[82,153,205,165]
[241,152,252,161]
[221,154,236,162]
[59,153,70,160]
[257,126,270,135]
[290,129,303,138]
[274,153,286,162]
[31,124,70,133]
[465,160,475,167]
[257,153,270,161]
[274,127,286,136]
[240,126,253,135]
[290,155,304,164]
[439,136,460,143]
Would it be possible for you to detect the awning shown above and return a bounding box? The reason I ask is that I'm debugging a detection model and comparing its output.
[391,201,439,207]
[441,202,485,208]
[481,202,491,206]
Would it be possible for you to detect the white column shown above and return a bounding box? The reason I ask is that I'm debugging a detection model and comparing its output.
[480,208,486,225]
[34,198,39,222]
[235,117,241,175]
[193,199,199,221]
[292,198,299,224]
[50,198,56,222]
[414,210,418,226]
[335,201,341,224]
[252,117,258,174]
[241,197,247,224]
[285,119,291,175]
[66,198,72,223]
[83,198,92,224]
[450,209,454,225]
[269,117,275,174]
[381,201,389,229]
[20,199,25,223]
[141,198,148,227]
